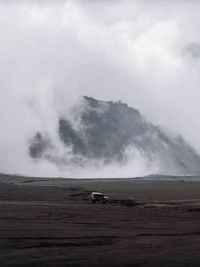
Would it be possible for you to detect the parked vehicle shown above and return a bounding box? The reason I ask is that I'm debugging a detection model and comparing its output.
[90,192,109,203]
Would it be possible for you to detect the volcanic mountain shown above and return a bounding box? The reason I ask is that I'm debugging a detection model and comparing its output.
[29,96,200,175]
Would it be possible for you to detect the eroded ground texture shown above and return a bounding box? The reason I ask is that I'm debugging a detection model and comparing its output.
[1,175,200,266]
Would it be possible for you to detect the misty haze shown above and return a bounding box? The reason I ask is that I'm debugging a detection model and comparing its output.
[1,0,200,178]
[1,1,200,267]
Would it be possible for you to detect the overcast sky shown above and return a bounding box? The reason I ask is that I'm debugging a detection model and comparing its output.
[0,0,200,177]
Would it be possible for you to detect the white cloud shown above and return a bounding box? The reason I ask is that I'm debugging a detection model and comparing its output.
[0,0,200,177]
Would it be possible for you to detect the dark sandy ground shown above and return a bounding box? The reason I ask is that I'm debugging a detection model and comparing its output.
[1,174,200,266]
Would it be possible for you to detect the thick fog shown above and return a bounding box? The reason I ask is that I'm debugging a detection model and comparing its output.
[0,0,200,177]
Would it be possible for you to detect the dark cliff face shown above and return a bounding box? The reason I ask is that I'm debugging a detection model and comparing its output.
[29,96,200,175]
[59,97,149,162]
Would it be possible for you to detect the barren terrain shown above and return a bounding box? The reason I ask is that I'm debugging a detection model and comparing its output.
[1,174,200,266]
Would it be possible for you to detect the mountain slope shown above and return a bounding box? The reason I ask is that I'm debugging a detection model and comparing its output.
[29,96,200,175]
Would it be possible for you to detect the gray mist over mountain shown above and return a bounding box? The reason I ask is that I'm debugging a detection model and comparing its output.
[1,0,200,177]
[29,96,200,177]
